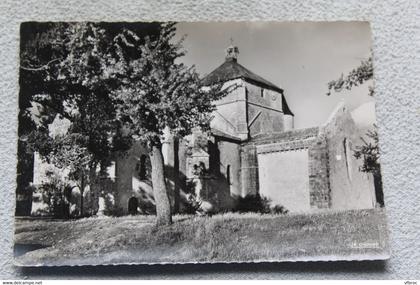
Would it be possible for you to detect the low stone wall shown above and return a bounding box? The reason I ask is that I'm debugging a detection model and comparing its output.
[240,145,259,197]
[308,133,331,209]
[322,104,377,210]
[250,127,319,145]
[246,127,332,212]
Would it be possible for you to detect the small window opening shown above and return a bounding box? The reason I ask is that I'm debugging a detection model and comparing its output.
[226,165,231,185]
[343,138,353,181]
[138,155,147,180]
[128,197,138,215]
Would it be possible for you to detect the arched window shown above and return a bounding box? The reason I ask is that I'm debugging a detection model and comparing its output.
[128,197,138,215]
[226,165,231,185]
[137,155,148,180]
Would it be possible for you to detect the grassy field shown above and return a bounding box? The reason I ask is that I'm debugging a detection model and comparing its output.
[14,209,389,266]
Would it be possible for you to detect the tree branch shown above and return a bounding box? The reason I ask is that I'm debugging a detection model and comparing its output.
[327,56,373,96]
[20,58,62,71]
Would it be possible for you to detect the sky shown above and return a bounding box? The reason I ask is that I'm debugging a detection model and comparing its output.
[174,21,375,129]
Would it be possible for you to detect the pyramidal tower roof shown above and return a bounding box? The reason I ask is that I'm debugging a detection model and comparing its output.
[202,44,284,94]
[202,43,293,116]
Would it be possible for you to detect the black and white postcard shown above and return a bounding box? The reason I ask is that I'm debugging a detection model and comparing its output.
[15,21,389,266]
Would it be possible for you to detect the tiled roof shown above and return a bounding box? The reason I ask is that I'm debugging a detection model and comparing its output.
[249,127,320,145]
[202,58,283,94]
[210,128,242,142]
[202,58,294,116]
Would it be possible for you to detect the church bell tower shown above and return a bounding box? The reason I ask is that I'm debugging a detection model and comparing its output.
[225,40,239,62]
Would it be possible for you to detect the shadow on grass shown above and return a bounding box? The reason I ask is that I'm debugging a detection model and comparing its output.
[14,244,48,257]
[17,260,387,278]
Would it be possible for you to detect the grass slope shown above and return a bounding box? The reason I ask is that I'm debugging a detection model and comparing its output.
[14,209,389,266]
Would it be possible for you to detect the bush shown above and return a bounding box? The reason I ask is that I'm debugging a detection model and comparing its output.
[102,192,125,216]
[184,193,202,214]
[138,198,156,215]
[39,176,73,218]
[235,194,288,215]
[271,204,289,215]
[236,194,271,214]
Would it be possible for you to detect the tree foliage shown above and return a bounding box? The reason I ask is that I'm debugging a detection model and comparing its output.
[20,22,139,216]
[23,23,131,163]
[110,23,227,146]
[108,23,229,225]
[20,22,229,223]
[354,125,384,207]
[37,170,73,218]
[327,56,374,97]
[353,125,380,174]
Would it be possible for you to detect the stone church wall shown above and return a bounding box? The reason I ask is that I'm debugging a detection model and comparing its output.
[284,114,294,131]
[114,141,153,214]
[247,128,309,212]
[249,127,332,212]
[240,144,259,198]
[113,137,191,215]
[257,148,311,212]
[323,104,376,210]
[308,134,331,209]
[217,139,241,199]
[211,79,248,139]
[245,81,284,137]
[30,92,376,216]
[108,104,377,215]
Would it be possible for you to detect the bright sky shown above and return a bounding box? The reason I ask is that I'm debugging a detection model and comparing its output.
[174,21,375,129]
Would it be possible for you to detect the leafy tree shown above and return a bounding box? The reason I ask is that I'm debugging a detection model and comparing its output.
[327,56,384,207]
[38,170,73,218]
[17,22,68,216]
[109,23,228,225]
[20,22,135,216]
[20,22,228,222]
[353,125,384,206]
[353,126,380,173]
[327,56,374,97]
[29,130,97,216]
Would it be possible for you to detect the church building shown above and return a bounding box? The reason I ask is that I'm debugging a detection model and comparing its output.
[32,44,378,216]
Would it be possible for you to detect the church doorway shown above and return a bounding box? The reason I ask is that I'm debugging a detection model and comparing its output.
[128,197,139,215]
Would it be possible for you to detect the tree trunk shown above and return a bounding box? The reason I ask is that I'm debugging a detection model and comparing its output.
[150,144,172,226]
[89,165,99,215]
[173,138,180,214]
[80,175,85,217]
[373,169,384,207]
